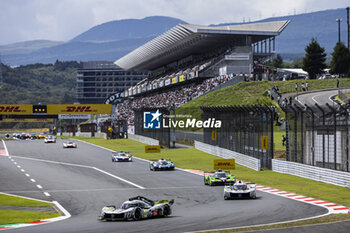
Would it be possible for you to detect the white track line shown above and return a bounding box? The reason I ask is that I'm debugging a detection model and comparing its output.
[36,185,43,189]
[25,173,30,177]
[1,140,9,156]
[311,93,322,104]
[30,178,36,182]
[11,155,145,189]
[43,192,51,197]
[20,169,25,172]
[93,167,145,189]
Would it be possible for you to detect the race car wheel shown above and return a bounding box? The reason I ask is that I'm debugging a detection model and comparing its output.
[163,205,170,217]
[112,158,115,162]
[224,195,228,200]
[158,208,163,217]
[134,208,142,220]
[209,179,213,186]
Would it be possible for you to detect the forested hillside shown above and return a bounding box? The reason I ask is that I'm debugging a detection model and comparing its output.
[0,61,80,104]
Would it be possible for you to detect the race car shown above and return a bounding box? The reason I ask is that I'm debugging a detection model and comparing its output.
[149,158,175,171]
[111,151,132,162]
[98,196,174,221]
[63,141,77,148]
[204,169,236,186]
[37,134,46,139]
[44,136,56,143]
[224,180,256,200]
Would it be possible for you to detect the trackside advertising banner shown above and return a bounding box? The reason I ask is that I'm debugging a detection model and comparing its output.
[0,105,32,115]
[47,104,112,115]
[1,118,54,122]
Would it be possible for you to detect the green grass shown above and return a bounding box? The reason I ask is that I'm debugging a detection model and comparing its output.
[0,194,52,207]
[0,210,60,225]
[176,78,350,119]
[76,137,350,207]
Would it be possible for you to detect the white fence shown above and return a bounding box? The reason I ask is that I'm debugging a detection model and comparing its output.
[272,159,350,188]
[194,141,261,171]
[128,134,159,145]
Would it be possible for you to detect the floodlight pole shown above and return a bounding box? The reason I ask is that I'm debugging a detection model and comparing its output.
[347,7,349,48]
[336,19,343,43]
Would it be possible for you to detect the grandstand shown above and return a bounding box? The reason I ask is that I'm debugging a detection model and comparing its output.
[115,20,289,98]
[113,20,289,126]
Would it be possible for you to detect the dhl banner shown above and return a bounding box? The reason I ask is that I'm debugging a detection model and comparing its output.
[1,118,54,123]
[213,159,235,170]
[0,105,32,115]
[47,104,112,115]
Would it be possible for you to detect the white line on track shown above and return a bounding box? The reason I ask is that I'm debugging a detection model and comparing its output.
[30,178,36,182]
[14,162,17,165]
[25,173,30,177]
[17,165,21,168]
[11,155,145,189]
[36,185,43,189]
[43,192,51,197]
[311,93,321,104]
[93,167,145,189]
[20,169,25,172]
[1,139,9,156]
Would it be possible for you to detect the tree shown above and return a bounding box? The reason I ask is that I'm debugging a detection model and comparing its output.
[272,54,283,68]
[302,38,327,79]
[330,42,350,76]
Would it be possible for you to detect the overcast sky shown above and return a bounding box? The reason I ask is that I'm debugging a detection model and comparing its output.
[0,0,349,45]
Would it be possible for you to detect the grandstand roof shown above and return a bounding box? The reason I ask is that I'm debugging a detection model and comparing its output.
[114,20,290,71]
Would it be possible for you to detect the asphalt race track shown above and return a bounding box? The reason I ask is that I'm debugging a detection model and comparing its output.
[1,139,328,233]
[296,88,350,107]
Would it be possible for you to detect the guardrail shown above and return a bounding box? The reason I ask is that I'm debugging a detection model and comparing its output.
[128,134,159,145]
[194,140,261,171]
[272,159,350,188]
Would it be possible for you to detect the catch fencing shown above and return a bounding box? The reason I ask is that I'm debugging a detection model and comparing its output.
[201,105,275,169]
[285,103,350,172]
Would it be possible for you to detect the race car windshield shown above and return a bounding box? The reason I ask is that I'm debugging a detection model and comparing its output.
[215,172,227,178]
[234,184,247,190]
[160,160,168,165]
[121,203,138,209]
[119,153,126,156]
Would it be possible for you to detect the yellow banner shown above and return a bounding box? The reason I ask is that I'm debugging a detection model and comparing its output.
[211,130,217,141]
[213,159,235,170]
[179,75,185,82]
[47,104,111,115]
[0,105,33,115]
[145,145,161,153]
[1,118,54,122]
[261,136,268,150]
[171,77,177,84]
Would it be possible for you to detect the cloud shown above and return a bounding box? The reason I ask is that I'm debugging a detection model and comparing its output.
[0,0,349,45]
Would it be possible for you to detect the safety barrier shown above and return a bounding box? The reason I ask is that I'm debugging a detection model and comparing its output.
[76,132,92,137]
[94,133,107,139]
[128,133,159,145]
[272,159,350,188]
[194,140,261,171]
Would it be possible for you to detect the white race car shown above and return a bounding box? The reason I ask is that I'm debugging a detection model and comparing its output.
[44,136,56,143]
[111,151,132,162]
[224,180,256,200]
[63,141,77,148]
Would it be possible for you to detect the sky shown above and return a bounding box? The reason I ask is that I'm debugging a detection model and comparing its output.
[0,0,349,45]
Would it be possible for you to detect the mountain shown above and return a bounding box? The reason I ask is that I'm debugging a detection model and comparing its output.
[72,16,186,42]
[0,16,186,66]
[215,8,349,60]
[0,40,64,55]
[0,10,349,65]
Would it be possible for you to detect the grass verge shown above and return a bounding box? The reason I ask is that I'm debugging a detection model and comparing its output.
[0,194,52,207]
[75,137,350,207]
[0,210,60,225]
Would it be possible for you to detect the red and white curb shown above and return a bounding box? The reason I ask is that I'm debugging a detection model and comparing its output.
[184,169,349,214]
[0,193,71,231]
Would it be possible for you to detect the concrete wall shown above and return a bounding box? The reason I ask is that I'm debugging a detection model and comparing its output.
[128,134,159,145]
[272,159,350,188]
[194,140,261,171]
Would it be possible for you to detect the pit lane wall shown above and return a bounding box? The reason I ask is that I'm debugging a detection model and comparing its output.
[194,140,261,171]
[59,132,107,139]
[272,159,350,188]
[128,133,159,146]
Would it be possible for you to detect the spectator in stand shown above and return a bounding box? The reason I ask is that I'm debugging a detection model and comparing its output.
[301,82,305,91]
[295,82,298,92]
[306,82,309,91]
